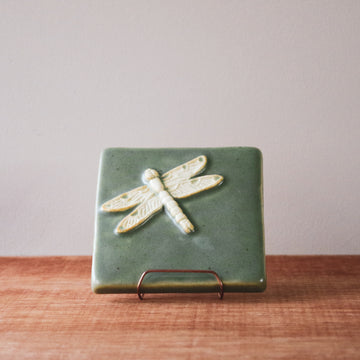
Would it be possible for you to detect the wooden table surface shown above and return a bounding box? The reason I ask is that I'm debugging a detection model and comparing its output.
[0,256,359,359]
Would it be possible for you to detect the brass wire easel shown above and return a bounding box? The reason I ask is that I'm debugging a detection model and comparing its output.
[137,269,224,300]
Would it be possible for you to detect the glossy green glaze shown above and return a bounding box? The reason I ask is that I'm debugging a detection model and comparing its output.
[92,147,266,294]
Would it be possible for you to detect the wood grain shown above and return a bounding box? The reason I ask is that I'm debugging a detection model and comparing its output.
[0,256,359,359]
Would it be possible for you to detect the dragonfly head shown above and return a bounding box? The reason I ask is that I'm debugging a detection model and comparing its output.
[143,168,159,182]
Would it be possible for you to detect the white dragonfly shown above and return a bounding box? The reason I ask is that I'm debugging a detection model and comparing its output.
[101,155,223,234]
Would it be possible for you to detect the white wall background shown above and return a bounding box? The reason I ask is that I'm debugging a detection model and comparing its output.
[1,1,359,255]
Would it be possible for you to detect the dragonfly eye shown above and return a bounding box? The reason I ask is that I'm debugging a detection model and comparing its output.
[143,168,159,181]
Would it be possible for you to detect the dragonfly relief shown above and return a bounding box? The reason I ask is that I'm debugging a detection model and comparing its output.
[101,155,224,234]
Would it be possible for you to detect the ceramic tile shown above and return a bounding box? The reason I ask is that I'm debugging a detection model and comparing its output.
[92,147,266,294]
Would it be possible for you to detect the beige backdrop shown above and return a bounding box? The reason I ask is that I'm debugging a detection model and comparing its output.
[1,1,359,255]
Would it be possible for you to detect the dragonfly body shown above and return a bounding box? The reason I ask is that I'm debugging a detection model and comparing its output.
[143,168,194,233]
[101,155,223,234]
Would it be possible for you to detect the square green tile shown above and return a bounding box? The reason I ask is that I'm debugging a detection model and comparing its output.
[92,147,266,294]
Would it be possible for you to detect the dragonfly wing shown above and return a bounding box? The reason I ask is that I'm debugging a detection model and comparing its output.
[101,185,150,212]
[167,175,223,199]
[116,194,163,233]
[162,155,207,188]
